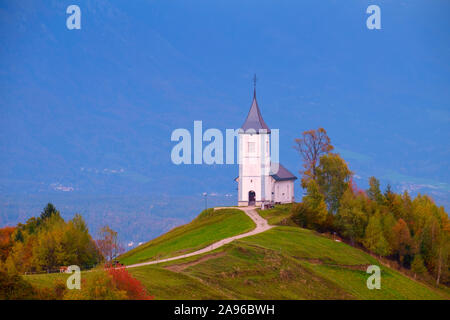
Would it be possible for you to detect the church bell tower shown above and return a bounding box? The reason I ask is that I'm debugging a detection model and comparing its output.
[237,77,272,206]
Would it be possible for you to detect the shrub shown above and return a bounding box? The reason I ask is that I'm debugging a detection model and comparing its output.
[107,267,153,300]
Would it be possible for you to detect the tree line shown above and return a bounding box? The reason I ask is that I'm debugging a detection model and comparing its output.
[0,204,153,299]
[293,128,449,286]
[0,203,102,273]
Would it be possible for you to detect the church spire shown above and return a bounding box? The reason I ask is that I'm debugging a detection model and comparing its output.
[241,75,271,133]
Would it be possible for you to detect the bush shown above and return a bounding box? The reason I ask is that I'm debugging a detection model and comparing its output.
[107,267,153,300]
[63,267,153,300]
[64,271,128,300]
[0,270,36,300]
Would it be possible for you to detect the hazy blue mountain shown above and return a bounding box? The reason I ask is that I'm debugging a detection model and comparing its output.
[0,0,448,246]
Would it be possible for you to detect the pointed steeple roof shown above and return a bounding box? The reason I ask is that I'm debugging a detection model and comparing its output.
[241,90,271,133]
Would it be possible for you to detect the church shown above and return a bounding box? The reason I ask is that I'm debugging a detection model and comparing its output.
[236,87,297,207]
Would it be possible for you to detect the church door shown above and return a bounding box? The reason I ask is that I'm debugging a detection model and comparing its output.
[248,191,256,206]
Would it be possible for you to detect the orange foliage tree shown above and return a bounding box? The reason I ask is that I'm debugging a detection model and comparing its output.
[0,227,15,262]
[392,218,413,264]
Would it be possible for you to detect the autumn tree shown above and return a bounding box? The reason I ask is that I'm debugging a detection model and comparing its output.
[315,153,352,213]
[96,226,122,262]
[381,213,397,254]
[392,219,413,266]
[302,180,328,228]
[4,204,101,273]
[294,128,334,188]
[60,214,100,268]
[334,189,368,244]
[364,214,390,257]
[432,226,449,286]
[5,234,36,273]
[288,128,450,283]
[0,227,15,262]
[411,254,427,279]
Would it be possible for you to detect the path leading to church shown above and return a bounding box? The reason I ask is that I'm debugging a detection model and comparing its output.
[125,206,272,269]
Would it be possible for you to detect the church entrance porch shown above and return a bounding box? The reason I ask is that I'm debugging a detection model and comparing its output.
[248,191,256,206]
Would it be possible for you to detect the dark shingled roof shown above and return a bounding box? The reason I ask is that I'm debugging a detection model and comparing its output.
[270,164,297,181]
[234,164,297,182]
[241,91,271,133]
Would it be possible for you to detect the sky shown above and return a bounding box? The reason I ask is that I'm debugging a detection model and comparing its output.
[0,0,449,244]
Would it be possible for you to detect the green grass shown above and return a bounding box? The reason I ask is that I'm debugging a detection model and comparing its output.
[25,268,106,290]
[170,227,448,299]
[257,203,296,226]
[173,242,354,299]
[303,263,448,300]
[26,272,69,288]
[241,227,378,266]
[118,208,255,265]
[26,212,449,300]
[129,266,228,299]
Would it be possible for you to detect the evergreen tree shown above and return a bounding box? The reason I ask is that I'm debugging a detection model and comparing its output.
[40,203,59,221]
[367,177,384,204]
[401,191,413,225]
[384,184,393,198]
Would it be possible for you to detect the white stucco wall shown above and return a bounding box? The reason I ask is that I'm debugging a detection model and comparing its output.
[238,132,271,203]
[237,131,295,206]
[273,179,295,203]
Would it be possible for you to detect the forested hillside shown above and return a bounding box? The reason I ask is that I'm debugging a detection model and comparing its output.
[289,129,449,286]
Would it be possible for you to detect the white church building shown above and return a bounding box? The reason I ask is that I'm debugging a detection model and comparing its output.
[236,89,297,207]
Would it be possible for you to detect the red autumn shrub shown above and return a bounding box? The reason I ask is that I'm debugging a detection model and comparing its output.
[106,267,153,300]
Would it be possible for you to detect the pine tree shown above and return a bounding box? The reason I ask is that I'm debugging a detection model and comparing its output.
[367,177,384,204]
[39,203,59,221]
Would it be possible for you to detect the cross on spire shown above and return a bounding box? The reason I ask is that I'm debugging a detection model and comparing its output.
[242,74,270,133]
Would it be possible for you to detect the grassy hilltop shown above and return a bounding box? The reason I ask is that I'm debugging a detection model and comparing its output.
[117,208,254,265]
[26,206,449,300]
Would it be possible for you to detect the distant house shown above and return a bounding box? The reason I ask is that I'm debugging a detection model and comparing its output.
[59,266,69,273]
[236,88,297,207]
